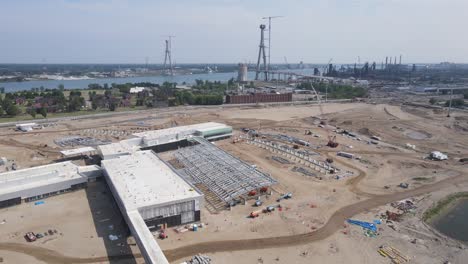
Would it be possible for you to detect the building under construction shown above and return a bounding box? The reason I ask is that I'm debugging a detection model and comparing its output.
[226,93,292,104]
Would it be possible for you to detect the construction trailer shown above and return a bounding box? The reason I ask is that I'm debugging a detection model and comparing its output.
[0,162,102,209]
[337,151,355,159]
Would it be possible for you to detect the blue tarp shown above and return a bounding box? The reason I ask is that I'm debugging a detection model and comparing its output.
[347,219,377,232]
[373,219,382,225]
[34,201,45,205]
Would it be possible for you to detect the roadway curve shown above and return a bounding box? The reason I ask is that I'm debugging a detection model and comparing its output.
[0,162,466,263]
[163,159,467,261]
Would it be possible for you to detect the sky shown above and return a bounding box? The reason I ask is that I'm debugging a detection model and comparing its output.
[0,0,467,64]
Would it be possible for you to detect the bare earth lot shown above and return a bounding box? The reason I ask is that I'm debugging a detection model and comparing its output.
[0,102,467,264]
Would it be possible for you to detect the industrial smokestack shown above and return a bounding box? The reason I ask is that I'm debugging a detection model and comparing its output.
[399,55,402,65]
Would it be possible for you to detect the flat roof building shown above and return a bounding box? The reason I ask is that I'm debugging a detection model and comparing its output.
[101,150,203,264]
[133,122,232,148]
[0,161,101,208]
[97,122,232,159]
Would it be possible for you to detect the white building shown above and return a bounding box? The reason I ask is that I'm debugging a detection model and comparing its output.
[129,87,146,94]
[101,150,203,264]
[133,122,232,148]
[0,162,101,208]
[97,122,232,159]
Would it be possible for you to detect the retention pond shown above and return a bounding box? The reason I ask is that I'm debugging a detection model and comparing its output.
[431,198,468,243]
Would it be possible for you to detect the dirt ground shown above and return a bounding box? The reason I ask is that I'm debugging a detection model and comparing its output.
[0,102,467,264]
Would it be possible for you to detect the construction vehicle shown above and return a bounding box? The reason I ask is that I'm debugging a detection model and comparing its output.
[158,231,168,239]
[25,232,36,242]
[265,204,281,212]
[306,76,339,148]
[249,209,263,218]
[276,192,292,202]
[250,204,281,218]
[327,135,339,148]
[255,199,263,207]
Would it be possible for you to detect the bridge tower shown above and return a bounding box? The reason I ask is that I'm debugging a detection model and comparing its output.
[163,36,175,76]
[255,24,268,81]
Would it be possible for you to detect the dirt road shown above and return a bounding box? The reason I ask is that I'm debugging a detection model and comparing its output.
[0,169,466,263]
[163,172,468,262]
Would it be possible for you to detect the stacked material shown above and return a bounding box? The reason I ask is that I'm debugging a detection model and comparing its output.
[184,254,211,264]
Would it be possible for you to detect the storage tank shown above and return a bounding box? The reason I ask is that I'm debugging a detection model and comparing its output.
[237,63,248,82]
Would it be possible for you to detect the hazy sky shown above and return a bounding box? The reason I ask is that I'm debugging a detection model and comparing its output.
[1,0,467,64]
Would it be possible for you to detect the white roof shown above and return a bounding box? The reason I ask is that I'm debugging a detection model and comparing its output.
[101,151,201,211]
[130,87,146,93]
[0,162,85,196]
[127,211,169,264]
[16,123,37,127]
[98,138,142,158]
[60,147,96,157]
[132,122,229,140]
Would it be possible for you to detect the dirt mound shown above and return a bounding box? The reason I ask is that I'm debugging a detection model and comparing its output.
[340,120,353,126]
[358,127,377,137]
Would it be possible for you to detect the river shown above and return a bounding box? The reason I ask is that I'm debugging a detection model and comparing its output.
[0,69,316,92]
[432,198,468,243]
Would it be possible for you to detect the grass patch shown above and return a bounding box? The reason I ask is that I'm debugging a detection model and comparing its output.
[423,192,468,222]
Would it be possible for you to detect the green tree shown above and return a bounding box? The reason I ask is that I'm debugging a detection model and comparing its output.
[29,109,36,118]
[58,84,65,91]
[68,96,85,112]
[0,87,4,94]
[2,98,21,116]
[39,107,47,118]
[109,100,117,111]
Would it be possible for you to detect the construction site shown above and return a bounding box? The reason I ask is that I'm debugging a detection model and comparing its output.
[0,97,467,264]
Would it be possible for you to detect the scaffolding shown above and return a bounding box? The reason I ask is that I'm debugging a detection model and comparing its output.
[243,136,336,173]
[174,137,277,206]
